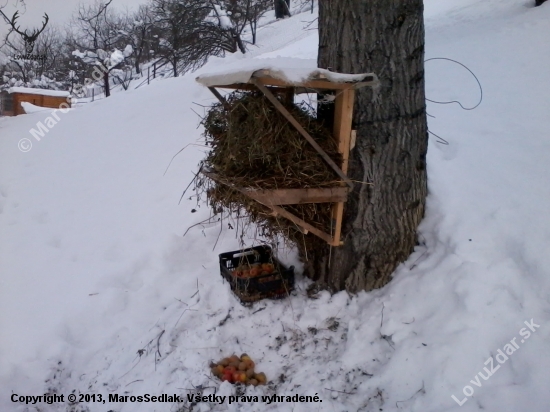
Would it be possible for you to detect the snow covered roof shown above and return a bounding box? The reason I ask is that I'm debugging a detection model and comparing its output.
[195,58,378,88]
[7,87,70,97]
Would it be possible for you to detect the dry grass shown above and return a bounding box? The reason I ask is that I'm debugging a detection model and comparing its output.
[195,90,339,246]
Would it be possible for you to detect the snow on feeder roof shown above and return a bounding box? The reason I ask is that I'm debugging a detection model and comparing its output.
[195,58,378,91]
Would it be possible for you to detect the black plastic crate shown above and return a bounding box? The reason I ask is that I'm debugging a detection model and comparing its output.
[219,245,294,305]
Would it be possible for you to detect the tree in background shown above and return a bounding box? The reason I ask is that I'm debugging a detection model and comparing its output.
[1,0,279,91]
[206,1,246,53]
[244,0,272,44]
[151,0,222,77]
[307,0,428,292]
[274,0,290,18]
[69,0,133,97]
[118,4,156,74]
[0,25,65,89]
[208,0,271,49]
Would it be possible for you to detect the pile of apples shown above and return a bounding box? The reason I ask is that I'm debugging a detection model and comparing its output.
[210,354,267,386]
[231,262,275,279]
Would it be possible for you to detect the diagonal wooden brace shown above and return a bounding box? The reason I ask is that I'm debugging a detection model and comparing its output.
[250,78,354,189]
[208,87,231,110]
[268,204,334,244]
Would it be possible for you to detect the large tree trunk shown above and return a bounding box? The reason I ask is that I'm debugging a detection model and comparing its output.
[306,0,428,293]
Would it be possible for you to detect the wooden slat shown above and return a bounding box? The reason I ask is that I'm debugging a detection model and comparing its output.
[334,90,354,178]
[244,187,349,206]
[203,171,335,245]
[331,89,356,246]
[251,78,354,189]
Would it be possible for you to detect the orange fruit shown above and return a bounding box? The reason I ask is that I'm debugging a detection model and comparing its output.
[261,263,274,273]
[255,372,267,384]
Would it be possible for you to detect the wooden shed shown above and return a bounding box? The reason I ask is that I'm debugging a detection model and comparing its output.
[0,87,71,116]
[196,63,379,247]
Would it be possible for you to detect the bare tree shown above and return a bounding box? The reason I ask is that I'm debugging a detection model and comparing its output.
[0,9,49,56]
[207,0,246,53]
[304,0,428,293]
[70,0,133,97]
[245,0,272,44]
[222,0,271,46]
[0,25,65,89]
[117,4,156,74]
[151,0,229,77]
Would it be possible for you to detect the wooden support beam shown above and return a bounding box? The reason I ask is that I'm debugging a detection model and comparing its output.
[331,89,356,246]
[251,78,354,189]
[244,187,349,206]
[208,87,231,110]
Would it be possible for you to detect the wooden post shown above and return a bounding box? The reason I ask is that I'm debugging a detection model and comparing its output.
[331,89,355,246]
[284,87,294,106]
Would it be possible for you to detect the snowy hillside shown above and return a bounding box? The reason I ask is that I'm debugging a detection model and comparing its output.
[1,1,550,411]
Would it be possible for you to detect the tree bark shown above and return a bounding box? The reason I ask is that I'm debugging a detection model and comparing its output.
[103,71,110,97]
[274,0,290,18]
[306,0,428,293]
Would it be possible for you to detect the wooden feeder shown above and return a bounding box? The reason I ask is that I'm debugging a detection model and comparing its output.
[196,67,378,247]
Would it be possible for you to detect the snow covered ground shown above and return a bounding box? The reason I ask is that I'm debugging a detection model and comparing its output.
[1,1,550,411]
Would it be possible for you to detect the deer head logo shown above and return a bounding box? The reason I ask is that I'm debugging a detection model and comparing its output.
[1,10,49,55]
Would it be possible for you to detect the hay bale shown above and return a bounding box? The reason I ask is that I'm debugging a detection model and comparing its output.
[198,91,341,245]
